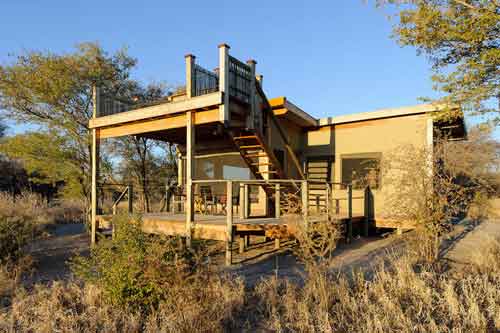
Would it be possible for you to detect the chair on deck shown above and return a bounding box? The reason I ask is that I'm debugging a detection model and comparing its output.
[200,185,216,215]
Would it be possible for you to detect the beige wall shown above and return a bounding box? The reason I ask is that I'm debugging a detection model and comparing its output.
[303,114,431,220]
[337,114,429,219]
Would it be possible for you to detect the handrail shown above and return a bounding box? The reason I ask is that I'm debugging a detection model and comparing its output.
[255,81,305,179]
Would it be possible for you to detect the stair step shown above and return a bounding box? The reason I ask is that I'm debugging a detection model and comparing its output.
[233,135,258,140]
[244,153,268,158]
[239,145,262,149]
[251,162,272,166]
[257,170,278,174]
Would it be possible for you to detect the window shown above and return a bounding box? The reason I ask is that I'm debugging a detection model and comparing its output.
[341,154,381,189]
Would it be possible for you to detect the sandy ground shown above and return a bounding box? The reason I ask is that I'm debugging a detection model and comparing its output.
[24,199,500,287]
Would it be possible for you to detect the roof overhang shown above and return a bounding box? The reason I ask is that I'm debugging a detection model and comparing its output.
[269,96,318,127]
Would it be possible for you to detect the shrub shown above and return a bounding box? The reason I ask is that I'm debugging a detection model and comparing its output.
[0,216,34,264]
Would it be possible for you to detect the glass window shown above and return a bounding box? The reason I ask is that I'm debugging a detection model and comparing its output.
[341,155,381,189]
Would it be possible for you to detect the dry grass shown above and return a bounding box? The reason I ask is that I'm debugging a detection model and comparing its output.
[252,236,500,332]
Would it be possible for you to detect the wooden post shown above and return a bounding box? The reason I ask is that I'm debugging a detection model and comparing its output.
[347,184,353,243]
[246,59,256,129]
[226,181,233,266]
[218,43,230,126]
[363,186,370,237]
[274,238,280,250]
[185,54,196,98]
[301,180,309,230]
[275,184,281,219]
[185,111,195,247]
[90,85,100,246]
[128,184,133,214]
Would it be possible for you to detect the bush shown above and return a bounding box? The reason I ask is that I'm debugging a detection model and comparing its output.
[71,213,245,319]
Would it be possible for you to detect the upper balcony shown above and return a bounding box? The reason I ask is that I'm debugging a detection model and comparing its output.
[88,44,261,140]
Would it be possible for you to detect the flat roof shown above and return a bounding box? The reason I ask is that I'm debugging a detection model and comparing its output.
[317,103,452,126]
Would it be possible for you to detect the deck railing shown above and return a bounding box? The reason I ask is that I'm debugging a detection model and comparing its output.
[193,64,219,97]
[228,55,252,104]
[97,92,134,117]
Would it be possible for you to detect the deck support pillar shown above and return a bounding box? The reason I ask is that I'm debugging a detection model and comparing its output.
[185,111,195,248]
[226,181,233,266]
[90,85,100,246]
[274,238,280,250]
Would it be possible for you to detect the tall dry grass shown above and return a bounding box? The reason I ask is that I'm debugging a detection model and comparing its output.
[252,236,500,332]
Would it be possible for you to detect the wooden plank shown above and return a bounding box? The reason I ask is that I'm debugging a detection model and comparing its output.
[91,128,99,245]
[99,109,219,139]
[89,92,222,128]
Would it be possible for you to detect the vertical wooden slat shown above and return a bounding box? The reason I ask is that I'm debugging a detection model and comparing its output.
[185,111,195,247]
[239,183,245,219]
[226,181,233,266]
[243,184,249,219]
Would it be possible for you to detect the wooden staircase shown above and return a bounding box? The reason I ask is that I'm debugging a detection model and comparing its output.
[231,131,286,181]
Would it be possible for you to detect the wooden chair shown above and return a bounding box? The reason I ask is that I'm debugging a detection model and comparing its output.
[200,185,216,215]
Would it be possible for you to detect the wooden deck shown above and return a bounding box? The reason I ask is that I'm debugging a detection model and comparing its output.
[97,212,365,242]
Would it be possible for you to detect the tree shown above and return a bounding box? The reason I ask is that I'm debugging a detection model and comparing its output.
[0,43,138,202]
[0,130,84,198]
[377,1,500,122]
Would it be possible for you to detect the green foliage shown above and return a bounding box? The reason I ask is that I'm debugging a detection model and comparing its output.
[71,214,194,312]
[0,43,139,200]
[378,1,500,122]
[0,130,83,198]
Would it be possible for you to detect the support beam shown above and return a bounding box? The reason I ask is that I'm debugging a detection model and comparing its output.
[218,43,230,126]
[185,111,195,247]
[226,181,233,266]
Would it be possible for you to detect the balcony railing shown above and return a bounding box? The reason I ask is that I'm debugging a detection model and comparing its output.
[228,55,251,104]
[193,64,219,97]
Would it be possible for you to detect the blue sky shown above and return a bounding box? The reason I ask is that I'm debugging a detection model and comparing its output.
[0,0,496,137]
